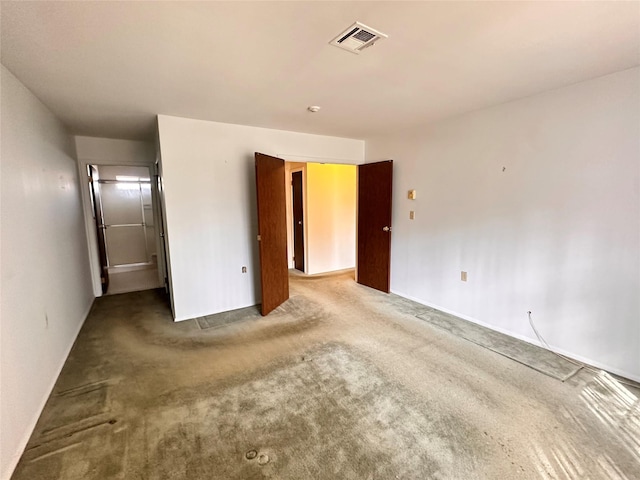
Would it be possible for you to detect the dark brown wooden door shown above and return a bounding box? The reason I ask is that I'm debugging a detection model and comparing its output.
[89,165,109,294]
[255,153,289,315]
[292,171,305,272]
[357,160,393,293]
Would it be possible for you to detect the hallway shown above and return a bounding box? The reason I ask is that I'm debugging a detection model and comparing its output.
[12,272,640,479]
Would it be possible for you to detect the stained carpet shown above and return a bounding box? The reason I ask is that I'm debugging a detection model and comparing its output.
[10,271,640,479]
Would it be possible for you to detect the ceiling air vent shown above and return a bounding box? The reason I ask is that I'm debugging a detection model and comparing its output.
[330,22,388,54]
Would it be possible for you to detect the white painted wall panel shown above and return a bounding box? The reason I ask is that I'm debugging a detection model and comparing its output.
[366,67,640,381]
[157,116,364,321]
[0,66,94,480]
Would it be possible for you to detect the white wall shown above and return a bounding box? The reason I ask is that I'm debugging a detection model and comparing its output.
[0,66,94,480]
[157,115,364,321]
[366,67,640,381]
[75,136,156,295]
[306,163,356,275]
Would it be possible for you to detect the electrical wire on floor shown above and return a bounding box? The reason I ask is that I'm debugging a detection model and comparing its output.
[527,311,639,389]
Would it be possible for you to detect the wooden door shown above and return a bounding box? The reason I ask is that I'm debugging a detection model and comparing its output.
[89,165,109,294]
[255,153,289,315]
[292,171,305,272]
[357,160,393,293]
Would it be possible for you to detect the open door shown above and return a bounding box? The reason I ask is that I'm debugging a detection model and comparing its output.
[88,165,109,294]
[357,160,393,293]
[292,171,305,272]
[255,153,289,315]
[153,163,170,294]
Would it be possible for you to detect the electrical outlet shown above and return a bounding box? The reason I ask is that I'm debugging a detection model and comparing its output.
[461,271,467,282]
[242,266,247,273]
[409,211,415,220]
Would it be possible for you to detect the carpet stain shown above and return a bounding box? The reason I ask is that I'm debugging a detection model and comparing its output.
[137,343,485,479]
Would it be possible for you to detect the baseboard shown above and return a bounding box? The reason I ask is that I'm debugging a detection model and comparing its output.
[391,290,640,384]
[3,297,96,480]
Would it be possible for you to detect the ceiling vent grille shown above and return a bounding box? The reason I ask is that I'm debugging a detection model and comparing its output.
[330,22,388,54]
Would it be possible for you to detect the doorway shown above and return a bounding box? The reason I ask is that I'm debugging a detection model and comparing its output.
[89,165,163,295]
[255,153,393,315]
[285,161,357,275]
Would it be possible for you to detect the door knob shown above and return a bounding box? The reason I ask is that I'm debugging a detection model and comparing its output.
[383,226,391,232]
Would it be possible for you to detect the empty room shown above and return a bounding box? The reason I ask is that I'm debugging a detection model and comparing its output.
[1,2,639,479]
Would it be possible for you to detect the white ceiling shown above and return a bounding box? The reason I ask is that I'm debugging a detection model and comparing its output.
[2,1,639,141]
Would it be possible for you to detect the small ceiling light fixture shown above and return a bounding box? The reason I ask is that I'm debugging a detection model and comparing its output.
[307,105,321,113]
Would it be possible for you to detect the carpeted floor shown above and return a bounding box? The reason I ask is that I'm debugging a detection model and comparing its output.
[11,270,640,479]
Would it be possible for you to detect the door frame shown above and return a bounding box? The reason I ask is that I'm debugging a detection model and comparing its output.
[280,156,391,288]
[285,163,308,273]
[87,165,109,294]
[291,170,306,272]
[259,154,393,314]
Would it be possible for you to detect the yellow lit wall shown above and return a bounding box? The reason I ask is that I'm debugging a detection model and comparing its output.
[306,163,356,274]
